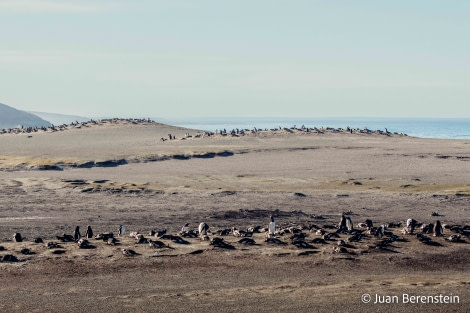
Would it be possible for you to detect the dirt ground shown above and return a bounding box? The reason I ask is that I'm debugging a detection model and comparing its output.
[0,120,469,312]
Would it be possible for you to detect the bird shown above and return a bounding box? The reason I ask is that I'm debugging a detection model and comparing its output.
[78,239,92,249]
[33,237,43,244]
[122,248,139,256]
[74,226,81,242]
[238,238,256,245]
[85,226,93,239]
[267,215,276,237]
[434,220,443,237]
[198,223,209,235]
[291,240,315,249]
[13,233,23,242]
[446,234,461,242]
[210,237,235,249]
[107,237,118,245]
[265,237,287,245]
[57,234,75,242]
[118,225,126,237]
[148,240,169,249]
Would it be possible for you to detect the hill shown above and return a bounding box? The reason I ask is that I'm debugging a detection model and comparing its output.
[29,111,90,125]
[0,103,51,129]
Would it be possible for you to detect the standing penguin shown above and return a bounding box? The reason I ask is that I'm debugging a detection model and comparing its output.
[345,217,354,232]
[268,215,276,237]
[118,225,126,237]
[74,226,81,242]
[13,233,23,242]
[434,220,443,237]
[198,222,209,237]
[85,225,93,239]
[338,214,348,232]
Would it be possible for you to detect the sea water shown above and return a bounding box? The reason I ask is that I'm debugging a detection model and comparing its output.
[161,117,470,140]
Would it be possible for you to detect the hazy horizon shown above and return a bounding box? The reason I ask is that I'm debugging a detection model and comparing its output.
[1,1,469,118]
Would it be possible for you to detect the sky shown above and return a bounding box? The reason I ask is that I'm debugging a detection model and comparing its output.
[0,0,469,119]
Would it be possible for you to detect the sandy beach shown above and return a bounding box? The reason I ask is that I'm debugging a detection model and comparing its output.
[1,120,470,312]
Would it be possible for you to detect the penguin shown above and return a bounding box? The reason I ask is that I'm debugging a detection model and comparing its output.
[122,248,139,256]
[13,233,23,242]
[85,226,93,239]
[74,226,81,242]
[434,220,443,237]
[118,225,126,237]
[198,223,209,237]
[268,215,276,237]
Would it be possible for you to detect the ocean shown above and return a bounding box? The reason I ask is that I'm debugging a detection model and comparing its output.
[161,117,470,140]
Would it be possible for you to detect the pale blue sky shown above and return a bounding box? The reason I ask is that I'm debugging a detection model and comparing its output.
[0,0,469,118]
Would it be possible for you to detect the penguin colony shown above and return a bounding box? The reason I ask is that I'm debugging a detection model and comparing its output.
[1,214,467,263]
